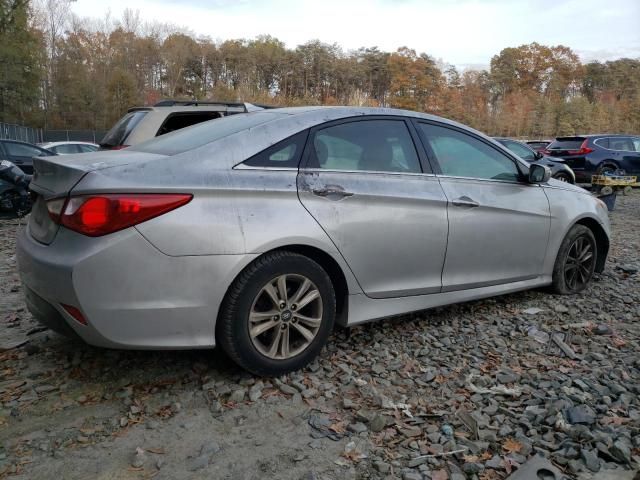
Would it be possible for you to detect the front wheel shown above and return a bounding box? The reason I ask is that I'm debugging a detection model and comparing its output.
[553,172,573,183]
[551,225,597,294]
[217,251,336,376]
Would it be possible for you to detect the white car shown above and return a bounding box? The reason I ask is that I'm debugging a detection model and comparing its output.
[39,141,99,155]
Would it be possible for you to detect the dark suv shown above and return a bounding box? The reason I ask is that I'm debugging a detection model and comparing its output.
[543,135,640,182]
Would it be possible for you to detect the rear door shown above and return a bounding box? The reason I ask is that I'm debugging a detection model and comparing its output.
[297,117,449,298]
[611,136,640,175]
[415,121,550,292]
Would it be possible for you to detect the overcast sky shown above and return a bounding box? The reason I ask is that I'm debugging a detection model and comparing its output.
[72,0,640,69]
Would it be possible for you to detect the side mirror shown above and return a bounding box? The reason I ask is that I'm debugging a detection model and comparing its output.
[534,151,544,160]
[529,164,551,183]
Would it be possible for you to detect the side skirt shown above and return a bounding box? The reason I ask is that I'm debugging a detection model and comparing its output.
[344,276,552,326]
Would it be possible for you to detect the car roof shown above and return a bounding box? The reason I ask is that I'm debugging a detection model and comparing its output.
[41,141,98,147]
[555,134,635,140]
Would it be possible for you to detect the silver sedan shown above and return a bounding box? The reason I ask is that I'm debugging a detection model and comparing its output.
[17,107,611,375]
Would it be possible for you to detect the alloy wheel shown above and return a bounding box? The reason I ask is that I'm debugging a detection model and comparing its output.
[248,274,323,360]
[564,235,595,291]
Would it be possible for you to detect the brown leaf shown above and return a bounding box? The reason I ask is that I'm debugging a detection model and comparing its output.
[502,438,522,454]
[145,448,165,454]
[329,421,347,434]
[431,469,449,480]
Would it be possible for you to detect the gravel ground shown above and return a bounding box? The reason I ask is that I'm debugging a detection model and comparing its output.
[1,192,639,480]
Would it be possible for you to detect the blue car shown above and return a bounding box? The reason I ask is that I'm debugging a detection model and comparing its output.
[543,135,640,183]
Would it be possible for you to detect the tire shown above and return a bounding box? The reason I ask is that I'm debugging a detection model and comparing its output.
[217,251,336,376]
[553,172,573,183]
[551,225,597,295]
[597,163,617,176]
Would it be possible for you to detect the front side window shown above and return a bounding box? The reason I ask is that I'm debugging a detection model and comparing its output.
[309,120,422,173]
[502,140,536,162]
[419,124,520,182]
[4,142,45,157]
[631,137,640,152]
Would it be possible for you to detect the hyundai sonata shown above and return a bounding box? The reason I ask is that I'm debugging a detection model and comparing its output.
[17,107,610,375]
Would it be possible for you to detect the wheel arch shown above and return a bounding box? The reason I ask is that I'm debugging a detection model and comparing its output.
[574,217,609,273]
[218,244,351,329]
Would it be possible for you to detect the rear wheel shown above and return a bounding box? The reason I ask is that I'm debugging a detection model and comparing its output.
[551,225,597,294]
[217,251,335,376]
[597,163,618,176]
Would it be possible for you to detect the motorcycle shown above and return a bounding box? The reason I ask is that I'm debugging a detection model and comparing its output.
[0,160,32,218]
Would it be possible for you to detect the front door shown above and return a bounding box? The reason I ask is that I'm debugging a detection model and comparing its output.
[297,118,449,298]
[415,121,551,292]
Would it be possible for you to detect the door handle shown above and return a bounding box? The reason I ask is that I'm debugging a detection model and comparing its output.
[452,196,479,208]
[312,186,354,199]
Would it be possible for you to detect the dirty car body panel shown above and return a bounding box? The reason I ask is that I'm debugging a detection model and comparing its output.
[17,107,610,352]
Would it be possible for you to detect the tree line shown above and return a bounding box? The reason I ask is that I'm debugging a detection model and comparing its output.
[1,0,639,138]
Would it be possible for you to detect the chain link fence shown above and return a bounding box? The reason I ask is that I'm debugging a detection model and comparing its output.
[0,122,107,145]
[0,122,42,144]
[42,130,107,143]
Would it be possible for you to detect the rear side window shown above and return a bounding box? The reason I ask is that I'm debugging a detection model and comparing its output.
[101,111,148,148]
[308,120,422,173]
[243,131,309,168]
[156,112,222,136]
[52,144,80,154]
[594,138,609,149]
[632,138,640,152]
[608,137,634,151]
[419,123,520,182]
[78,144,98,153]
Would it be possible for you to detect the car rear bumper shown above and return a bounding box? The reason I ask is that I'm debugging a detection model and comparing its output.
[17,225,256,349]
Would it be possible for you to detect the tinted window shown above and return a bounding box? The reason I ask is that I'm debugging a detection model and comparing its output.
[548,138,585,151]
[243,131,308,168]
[419,124,520,182]
[52,144,80,154]
[594,138,609,149]
[608,137,634,152]
[501,140,536,162]
[309,120,421,173]
[133,112,283,156]
[101,110,148,147]
[156,112,222,136]
[4,142,46,157]
[78,144,98,153]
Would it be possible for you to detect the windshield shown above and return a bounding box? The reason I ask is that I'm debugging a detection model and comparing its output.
[132,111,284,156]
[100,111,148,148]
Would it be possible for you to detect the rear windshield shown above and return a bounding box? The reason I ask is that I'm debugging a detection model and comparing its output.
[101,111,148,147]
[132,112,284,156]
[548,138,585,150]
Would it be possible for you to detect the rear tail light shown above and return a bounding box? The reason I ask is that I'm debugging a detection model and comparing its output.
[111,145,129,150]
[567,139,593,155]
[47,193,192,236]
[541,148,551,155]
